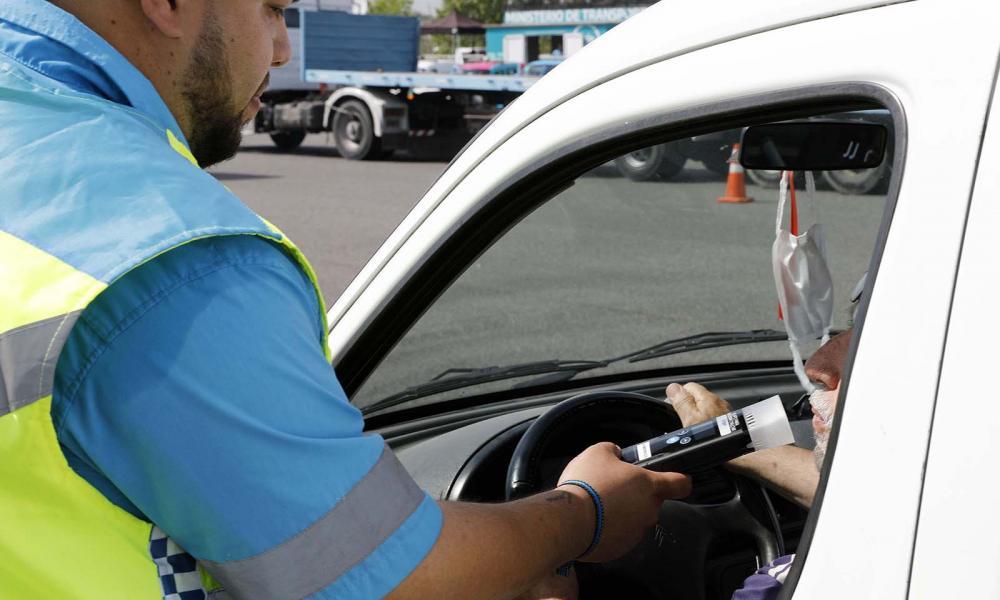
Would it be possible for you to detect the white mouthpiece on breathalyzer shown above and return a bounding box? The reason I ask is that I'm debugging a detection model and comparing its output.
[742,395,795,451]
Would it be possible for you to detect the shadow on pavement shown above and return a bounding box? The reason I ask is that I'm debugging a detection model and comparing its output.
[237,142,450,164]
[238,144,341,158]
[211,172,279,181]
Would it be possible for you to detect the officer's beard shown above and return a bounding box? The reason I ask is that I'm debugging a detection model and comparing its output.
[182,9,244,168]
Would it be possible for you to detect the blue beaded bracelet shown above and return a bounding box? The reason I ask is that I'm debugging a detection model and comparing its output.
[559,479,605,559]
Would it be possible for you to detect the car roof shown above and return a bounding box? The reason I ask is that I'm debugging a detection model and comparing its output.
[328,0,908,325]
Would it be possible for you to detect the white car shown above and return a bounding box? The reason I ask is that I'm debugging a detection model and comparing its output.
[326,1,1000,597]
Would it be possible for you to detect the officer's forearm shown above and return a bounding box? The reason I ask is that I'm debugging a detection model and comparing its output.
[727,444,818,508]
[388,490,593,600]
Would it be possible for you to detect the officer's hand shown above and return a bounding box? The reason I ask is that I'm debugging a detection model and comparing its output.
[666,382,732,428]
[513,567,578,600]
[557,442,691,563]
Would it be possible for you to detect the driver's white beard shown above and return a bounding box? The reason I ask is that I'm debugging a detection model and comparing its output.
[810,388,837,471]
[813,432,829,472]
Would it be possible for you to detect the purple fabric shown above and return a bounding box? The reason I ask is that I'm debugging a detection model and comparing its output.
[732,554,795,600]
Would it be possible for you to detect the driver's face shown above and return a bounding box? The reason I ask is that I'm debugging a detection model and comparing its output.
[805,329,852,394]
[804,329,852,470]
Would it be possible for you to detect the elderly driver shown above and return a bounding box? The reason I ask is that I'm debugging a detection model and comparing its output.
[668,327,852,598]
[516,325,852,600]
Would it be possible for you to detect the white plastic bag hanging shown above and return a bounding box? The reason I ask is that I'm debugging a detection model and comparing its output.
[772,171,833,391]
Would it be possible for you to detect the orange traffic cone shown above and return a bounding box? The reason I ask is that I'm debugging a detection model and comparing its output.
[717,143,753,203]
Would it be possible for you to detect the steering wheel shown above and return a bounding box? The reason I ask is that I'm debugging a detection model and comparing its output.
[506,391,781,600]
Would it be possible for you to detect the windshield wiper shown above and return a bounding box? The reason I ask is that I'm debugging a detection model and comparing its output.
[361,359,608,415]
[361,329,797,416]
[617,328,789,364]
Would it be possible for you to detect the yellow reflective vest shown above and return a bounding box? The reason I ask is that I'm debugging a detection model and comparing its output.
[0,43,328,599]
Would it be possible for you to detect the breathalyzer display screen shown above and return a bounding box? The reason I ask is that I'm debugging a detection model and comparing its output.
[621,411,744,464]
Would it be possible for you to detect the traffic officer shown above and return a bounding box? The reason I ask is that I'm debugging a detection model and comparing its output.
[0,1,690,598]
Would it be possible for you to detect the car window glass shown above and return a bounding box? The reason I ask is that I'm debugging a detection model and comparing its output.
[354,108,894,412]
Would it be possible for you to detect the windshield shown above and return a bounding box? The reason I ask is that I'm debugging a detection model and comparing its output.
[353,109,893,413]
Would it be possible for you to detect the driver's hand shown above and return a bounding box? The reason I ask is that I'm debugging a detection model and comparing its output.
[666,382,733,428]
[557,442,691,564]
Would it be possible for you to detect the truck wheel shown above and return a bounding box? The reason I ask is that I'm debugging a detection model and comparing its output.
[269,131,306,151]
[333,100,382,160]
[701,146,733,176]
[746,169,782,189]
[614,144,685,181]
[822,161,891,195]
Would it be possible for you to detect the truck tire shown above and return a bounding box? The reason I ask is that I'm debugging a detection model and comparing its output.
[700,146,733,176]
[614,144,685,181]
[333,100,382,160]
[822,161,891,195]
[746,169,782,189]
[269,131,306,150]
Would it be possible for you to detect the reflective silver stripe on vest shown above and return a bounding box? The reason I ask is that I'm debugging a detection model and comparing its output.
[203,445,426,599]
[0,311,80,416]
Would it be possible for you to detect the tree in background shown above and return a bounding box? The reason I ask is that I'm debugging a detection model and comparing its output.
[369,0,413,16]
[437,0,503,25]
[421,33,486,57]
[420,0,498,57]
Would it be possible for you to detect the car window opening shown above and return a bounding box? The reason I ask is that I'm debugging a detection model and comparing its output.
[355,98,903,599]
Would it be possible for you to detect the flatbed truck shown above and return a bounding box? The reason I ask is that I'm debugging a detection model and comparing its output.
[255,10,538,160]
[258,8,888,193]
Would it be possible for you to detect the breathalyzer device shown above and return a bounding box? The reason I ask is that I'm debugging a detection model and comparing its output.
[621,395,795,473]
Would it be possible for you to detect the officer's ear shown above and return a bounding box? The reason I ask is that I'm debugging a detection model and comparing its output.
[139,0,196,40]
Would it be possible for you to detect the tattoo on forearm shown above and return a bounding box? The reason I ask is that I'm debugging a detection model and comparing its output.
[545,491,574,503]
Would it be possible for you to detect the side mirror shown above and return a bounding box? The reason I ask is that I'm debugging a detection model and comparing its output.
[739,122,887,171]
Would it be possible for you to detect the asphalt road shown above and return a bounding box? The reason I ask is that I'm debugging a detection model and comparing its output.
[212,135,887,408]
[355,164,886,406]
[211,133,448,304]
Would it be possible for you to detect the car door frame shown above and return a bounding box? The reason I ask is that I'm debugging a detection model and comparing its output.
[329,2,998,597]
[907,57,1000,598]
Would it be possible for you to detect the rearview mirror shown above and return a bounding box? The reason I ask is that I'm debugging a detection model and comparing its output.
[739,122,887,170]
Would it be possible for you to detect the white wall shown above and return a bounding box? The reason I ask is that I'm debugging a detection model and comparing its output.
[297,0,366,14]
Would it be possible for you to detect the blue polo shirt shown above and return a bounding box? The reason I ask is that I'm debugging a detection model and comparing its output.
[0,2,441,598]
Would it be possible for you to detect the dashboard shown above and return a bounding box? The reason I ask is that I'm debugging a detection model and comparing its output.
[373,367,817,599]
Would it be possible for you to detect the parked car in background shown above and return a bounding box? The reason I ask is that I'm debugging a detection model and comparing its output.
[461,61,499,74]
[490,62,522,75]
[522,59,564,76]
[454,46,487,65]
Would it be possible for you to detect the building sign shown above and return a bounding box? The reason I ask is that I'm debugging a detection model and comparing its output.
[503,6,645,25]
[504,0,651,9]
